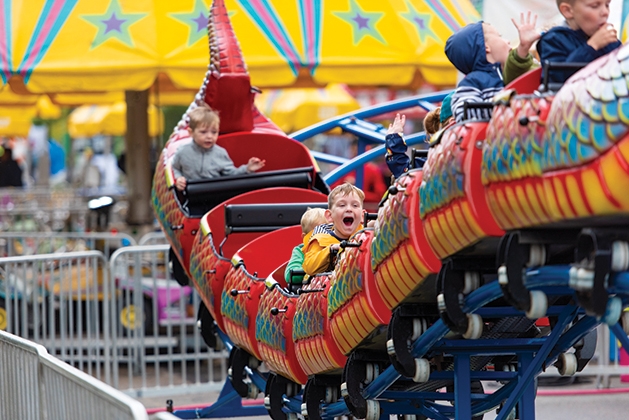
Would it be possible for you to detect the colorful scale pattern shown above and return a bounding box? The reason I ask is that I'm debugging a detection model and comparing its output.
[294,274,346,375]
[370,173,412,270]
[189,227,224,324]
[151,131,192,257]
[151,152,185,254]
[543,45,629,172]
[419,126,466,218]
[533,44,629,222]
[371,172,439,309]
[328,231,388,355]
[293,276,325,341]
[257,290,288,353]
[221,268,261,358]
[256,289,305,383]
[422,123,498,259]
[327,236,365,316]
[483,95,551,184]
[482,95,555,229]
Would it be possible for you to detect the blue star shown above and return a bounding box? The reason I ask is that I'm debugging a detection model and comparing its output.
[353,14,369,30]
[401,0,437,44]
[103,13,125,33]
[192,12,207,33]
[170,0,211,47]
[81,0,147,48]
[332,0,385,45]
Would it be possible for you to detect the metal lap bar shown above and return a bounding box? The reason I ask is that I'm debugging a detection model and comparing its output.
[224,202,327,236]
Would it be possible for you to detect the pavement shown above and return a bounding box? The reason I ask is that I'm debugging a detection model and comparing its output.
[138,374,629,420]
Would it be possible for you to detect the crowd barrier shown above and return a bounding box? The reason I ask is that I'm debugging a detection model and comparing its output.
[0,231,137,258]
[0,329,148,420]
[0,246,228,399]
[2,235,629,405]
[138,231,168,246]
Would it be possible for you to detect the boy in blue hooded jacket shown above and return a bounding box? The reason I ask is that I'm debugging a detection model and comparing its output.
[537,0,620,84]
[446,14,540,123]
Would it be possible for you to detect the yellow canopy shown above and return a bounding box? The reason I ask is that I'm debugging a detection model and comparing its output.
[67,101,164,138]
[50,90,196,106]
[1,0,479,93]
[0,106,37,137]
[255,84,361,133]
[0,91,61,136]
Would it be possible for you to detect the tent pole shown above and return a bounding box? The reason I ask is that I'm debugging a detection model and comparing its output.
[124,89,153,226]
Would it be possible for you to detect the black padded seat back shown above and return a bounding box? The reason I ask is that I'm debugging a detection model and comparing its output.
[225,202,328,235]
[183,166,314,217]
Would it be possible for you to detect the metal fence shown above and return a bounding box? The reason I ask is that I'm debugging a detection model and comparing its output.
[3,235,629,402]
[138,231,168,246]
[0,205,90,232]
[0,246,228,399]
[0,329,148,420]
[0,231,137,258]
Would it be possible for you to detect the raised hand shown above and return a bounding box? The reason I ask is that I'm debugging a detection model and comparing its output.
[512,11,540,59]
[387,113,406,135]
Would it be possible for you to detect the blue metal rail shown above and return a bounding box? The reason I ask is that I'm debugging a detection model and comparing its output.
[290,90,450,185]
[173,263,629,419]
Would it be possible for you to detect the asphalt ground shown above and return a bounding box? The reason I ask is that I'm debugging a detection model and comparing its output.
[140,375,629,420]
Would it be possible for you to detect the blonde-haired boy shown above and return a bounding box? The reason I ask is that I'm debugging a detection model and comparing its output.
[537,0,620,84]
[302,183,365,276]
[171,106,265,191]
[284,207,327,285]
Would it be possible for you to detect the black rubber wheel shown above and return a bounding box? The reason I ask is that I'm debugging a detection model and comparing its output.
[197,301,217,349]
[169,247,189,286]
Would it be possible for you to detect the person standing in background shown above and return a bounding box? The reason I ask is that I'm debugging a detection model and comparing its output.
[0,146,24,188]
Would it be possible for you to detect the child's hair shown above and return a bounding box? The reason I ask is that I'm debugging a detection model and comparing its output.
[188,106,220,130]
[423,108,442,136]
[328,182,365,209]
[556,0,574,7]
[300,207,327,234]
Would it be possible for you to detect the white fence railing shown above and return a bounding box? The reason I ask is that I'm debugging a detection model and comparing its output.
[0,231,137,258]
[0,247,228,399]
[0,329,148,420]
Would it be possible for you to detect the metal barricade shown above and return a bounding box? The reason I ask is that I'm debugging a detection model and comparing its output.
[0,205,90,232]
[0,329,148,420]
[138,231,168,246]
[0,251,114,381]
[0,247,228,398]
[109,245,227,398]
[0,231,137,258]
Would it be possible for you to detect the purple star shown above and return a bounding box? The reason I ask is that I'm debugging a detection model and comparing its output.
[192,12,207,33]
[102,13,125,33]
[414,17,426,30]
[352,14,370,30]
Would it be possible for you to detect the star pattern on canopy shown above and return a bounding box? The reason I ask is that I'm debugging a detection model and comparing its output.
[332,0,385,45]
[169,0,211,47]
[81,0,147,49]
[401,0,438,44]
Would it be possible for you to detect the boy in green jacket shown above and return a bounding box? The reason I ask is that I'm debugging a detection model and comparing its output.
[284,207,327,286]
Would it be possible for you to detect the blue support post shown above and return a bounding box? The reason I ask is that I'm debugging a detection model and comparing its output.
[518,352,536,420]
[454,354,472,419]
[495,305,577,420]
[172,379,267,419]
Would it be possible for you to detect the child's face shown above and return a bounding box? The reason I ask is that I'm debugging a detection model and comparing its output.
[189,122,219,149]
[483,23,511,66]
[563,0,611,37]
[325,192,363,238]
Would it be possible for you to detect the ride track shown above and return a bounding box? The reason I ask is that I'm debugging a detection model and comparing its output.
[151,1,629,419]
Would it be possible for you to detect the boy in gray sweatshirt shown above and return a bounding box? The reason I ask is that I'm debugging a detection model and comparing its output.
[172,107,265,191]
